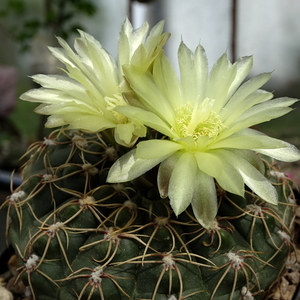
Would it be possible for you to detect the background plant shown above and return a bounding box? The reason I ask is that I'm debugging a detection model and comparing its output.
[0,0,97,52]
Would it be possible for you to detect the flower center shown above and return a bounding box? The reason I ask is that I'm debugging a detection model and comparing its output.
[175,98,225,140]
[105,94,129,124]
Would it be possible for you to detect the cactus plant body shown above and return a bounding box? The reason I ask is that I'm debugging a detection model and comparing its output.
[3,128,296,300]
[3,18,300,300]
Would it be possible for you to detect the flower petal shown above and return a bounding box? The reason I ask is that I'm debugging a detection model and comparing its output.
[123,65,175,123]
[107,149,168,183]
[26,75,91,103]
[118,18,149,67]
[115,105,177,138]
[229,148,265,173]
[158,152,182,198]
[194,151,224,178]
[214,162,245,196]
[75,30,119,93]
[221,150,278,204]
[195,145,261,197]
[226,55,253,99]
[131,25,170,72]
[175,42,211,109]
[153,53,182,109]
[206,53,237,113]
[194,44,209,101]
[224,72,272,115]
[191,170,218,229]
[228,97,298,133]
[114,122,144,147]
[221,89,273,125]
[178,42,208,104]
[136,140,183,159]
[44,115,66,127]
[255,141,300,162]
[168,152,198,216]
[65,115,116,132]
[213,149,262,196]
[211,128,287,150]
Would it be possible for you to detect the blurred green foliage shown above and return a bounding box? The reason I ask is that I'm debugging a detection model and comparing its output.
[0,0,97,51]
[0,0,98,169]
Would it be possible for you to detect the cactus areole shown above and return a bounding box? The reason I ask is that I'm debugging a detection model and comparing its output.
[3,19,300,300]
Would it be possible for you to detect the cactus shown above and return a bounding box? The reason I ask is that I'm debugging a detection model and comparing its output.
[2,19,300,300]
[2,128,297,300]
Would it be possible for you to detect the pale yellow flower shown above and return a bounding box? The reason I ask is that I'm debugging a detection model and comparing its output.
[107,42,300,228]
[20,19,170,147]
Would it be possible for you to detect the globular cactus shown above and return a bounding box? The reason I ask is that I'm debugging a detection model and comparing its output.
[2,18,300,300]
[2,128,296,300]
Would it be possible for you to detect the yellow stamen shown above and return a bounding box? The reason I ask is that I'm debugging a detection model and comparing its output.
[174,98,225,140]
[105,94,129,124]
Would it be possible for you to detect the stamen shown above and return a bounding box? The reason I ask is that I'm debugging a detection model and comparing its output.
[174,99,225,140]
[105,94,129,124]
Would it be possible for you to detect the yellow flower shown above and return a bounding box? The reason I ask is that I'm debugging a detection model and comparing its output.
[107,42,300,228]
[20,19,170,147]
